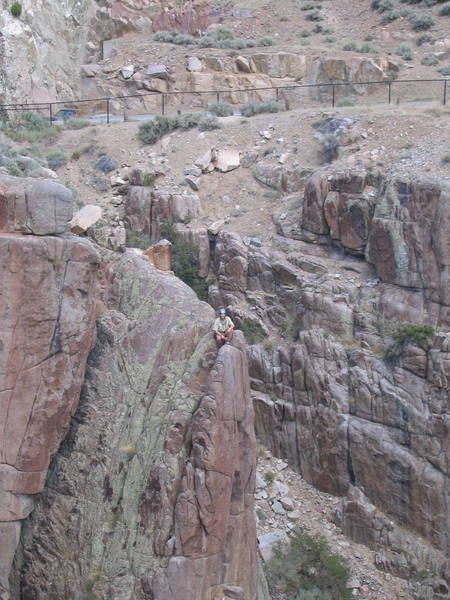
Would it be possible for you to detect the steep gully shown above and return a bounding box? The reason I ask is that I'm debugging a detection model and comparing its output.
[0,167,449,599]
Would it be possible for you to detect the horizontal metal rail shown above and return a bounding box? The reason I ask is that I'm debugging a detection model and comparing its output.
[0,77,448,120]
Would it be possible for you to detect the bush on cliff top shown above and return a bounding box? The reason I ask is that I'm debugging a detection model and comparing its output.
[138,113,219,145]
[265,527,351,600]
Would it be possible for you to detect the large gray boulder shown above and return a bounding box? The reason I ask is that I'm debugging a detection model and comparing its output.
[0,175,72,235]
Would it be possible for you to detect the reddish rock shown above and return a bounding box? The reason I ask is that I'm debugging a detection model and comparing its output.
[144,238,173,271]
[18,252,257,600]
[366,179,450,307]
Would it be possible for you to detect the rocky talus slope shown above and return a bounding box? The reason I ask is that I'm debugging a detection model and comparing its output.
[0,175,257,600]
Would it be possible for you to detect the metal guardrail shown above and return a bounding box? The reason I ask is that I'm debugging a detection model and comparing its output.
[0,78,448,126]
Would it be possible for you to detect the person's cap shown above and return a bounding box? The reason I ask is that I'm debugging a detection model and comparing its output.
[218,308,226,315]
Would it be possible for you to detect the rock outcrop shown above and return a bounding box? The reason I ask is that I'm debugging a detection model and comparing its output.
[0,178,99,599]
[16,251,257,600]
[207,170,449,587]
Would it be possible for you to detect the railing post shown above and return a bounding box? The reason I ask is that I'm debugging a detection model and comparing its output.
[443,80,447,106]
[49,103,53,125]
[161,93,165,115]
[276,87,279,102]
[216,91,220,103]
[388,81,392,104]
[106,98,110,124]
[332,84,336,107]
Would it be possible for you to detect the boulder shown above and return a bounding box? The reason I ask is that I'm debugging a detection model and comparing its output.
[120,64,135,79]
[258,531,288,562]
[187,56,203,72]
[216,149,240,173]
[70,204,102,234]
[235,56,252,73]
[143,238,172,271]
[195,148,214,172]
[0,175,73,235]
[146,63,169,80]
[185,174,201,190]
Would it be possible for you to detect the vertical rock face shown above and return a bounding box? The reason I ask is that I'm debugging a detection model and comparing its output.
[17,252,257,600]
[0,231,99,599]
[209,172,449,585]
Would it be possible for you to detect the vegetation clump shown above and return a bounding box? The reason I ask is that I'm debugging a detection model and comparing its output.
[138,112,220,145]
[207,101,233,117]
[384,322,435,362]
[159,221,209,299]
[46,151,66,169]
[421,54,439,65]
[239,100,283,117]
[408,12,434,29]
[239,318,266,344]
[396,43,414,60]
[154,26,274,49]
[10,1,21,17]
[265,527,351,600]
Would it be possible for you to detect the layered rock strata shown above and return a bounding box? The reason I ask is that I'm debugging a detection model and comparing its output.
[16,250,257,600]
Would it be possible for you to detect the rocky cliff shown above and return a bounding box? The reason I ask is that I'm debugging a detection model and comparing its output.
[206,169,449,592]
[0,176,99,600]
[0,174,257,600]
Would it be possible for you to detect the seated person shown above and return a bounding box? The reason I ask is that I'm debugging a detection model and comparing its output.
[212,308,234,347]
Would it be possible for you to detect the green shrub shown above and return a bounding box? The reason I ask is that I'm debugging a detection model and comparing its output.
[143,172,156,186]
[381,9,400,22]
[408,13,434,29]
[306,8,323,20]
[71,150,81,160]
[397,43,413,60]
[21,111,49,130]
[125,231,152,250]
[300,1,320,9]
[46,151,67,169]
[300,28,312,36]
[359,42,377,53]
[438,64,450,74]
[159,221,208,299]
[439,3,450,14]
[416,33,433,45]
[207,101,233,117]
[239,100,283,117]
[371,0,394,11]
[263,471,275,484]
[65,118,89,130]
[153,29,274,49]
[239,318,266,344]
[10,1,21,17]
[324,35,337,42]
[312,23,324,32]
[153,30,177,43]
[421,54,439,65]
[342,41,357,51]
[392,324,435,346]
[336,96,356,106]
[265,528,351,600]
[198,114,220,131]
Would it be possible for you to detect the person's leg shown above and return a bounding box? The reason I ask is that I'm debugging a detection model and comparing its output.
[225,327,234,343]
[214,332,224,347]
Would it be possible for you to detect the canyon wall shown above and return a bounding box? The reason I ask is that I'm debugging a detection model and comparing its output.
[14,248,257,600]
[0,176,99,600]
[208,170,449,588]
